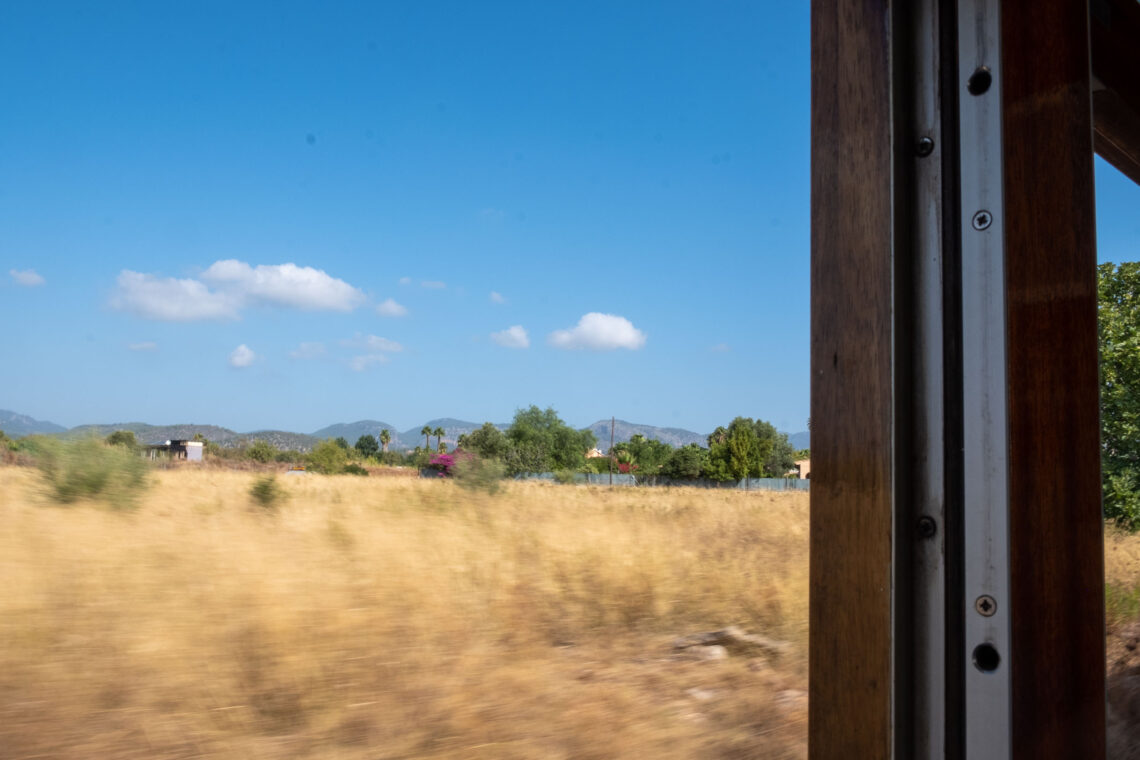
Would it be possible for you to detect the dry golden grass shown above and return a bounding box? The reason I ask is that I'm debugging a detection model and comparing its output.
[0,466,809,759]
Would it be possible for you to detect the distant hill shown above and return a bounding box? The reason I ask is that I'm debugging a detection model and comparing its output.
[585,419,708,448]
[0,409,67,437]
[63,422,319,452]
[235,430,319,451]
[399,418,509,449]
[311,420,401,447]
[2,406,809,455]
[65,422,239,446]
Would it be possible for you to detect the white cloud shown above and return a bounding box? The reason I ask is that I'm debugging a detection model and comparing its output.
[9,268,45,286]
[111,270,240,322]
[364,335,403,352]
[341,333,404,353]
[491,325,529,349]
[548,313,647,351]
[289,342,325,359]
[421,280,446,289]
[399,276,412,286]
[111,260,366,321]
[349,354,390,372]
[201,259,364,311]
[489,291,506,304]
[128,341,158,352]
[376,298,408,317]
[229,344,256,368]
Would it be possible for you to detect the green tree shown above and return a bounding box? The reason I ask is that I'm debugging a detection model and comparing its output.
[334,436,350,451]
[246,439,278,463]
[421,425,432,450]
[433,426,445,451]
[308,438,349,474]
[613,433,673,475]
[752,419,793,477]
[105,430,138,449]
[704,417,762,480]
[664,444,707,480]
[462,422,511,461]
[505,406,596,475]
[355,434,379,459]
[1099,262,1140,527]
[379,428,391,453]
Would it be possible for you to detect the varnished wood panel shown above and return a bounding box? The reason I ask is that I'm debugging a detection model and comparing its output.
[1001,2,1107,758]
[1091,0,1140,184]
[809,1,893,757]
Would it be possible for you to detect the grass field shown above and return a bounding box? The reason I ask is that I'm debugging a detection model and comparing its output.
[0,466,810,759]
[3,464,1139,758]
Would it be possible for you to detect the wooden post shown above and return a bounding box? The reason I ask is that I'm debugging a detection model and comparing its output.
[810,0,1106,757]
[809,0,894,756]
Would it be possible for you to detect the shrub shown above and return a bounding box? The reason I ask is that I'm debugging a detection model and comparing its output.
[342,463,369,476]
[428,453,457,476]
[105,430,138,450]
[249,475,286,509]
[452,452,505,494]
[552,468,579,485]
[34,437,150,509]
[245,439,279,464]
[308,439,348,474]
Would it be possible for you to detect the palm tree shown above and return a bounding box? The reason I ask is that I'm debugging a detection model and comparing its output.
[421,425,431,450]
[433,426,445,451]
[379,428,391,453]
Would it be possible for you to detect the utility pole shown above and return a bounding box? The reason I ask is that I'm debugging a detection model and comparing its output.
[609,416,615,486]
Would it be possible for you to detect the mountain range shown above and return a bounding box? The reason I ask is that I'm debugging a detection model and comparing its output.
[0,409,808,453]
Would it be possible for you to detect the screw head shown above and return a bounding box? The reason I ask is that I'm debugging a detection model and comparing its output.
[972,210,993,230]
[975,595,997,617]
[967,67,993,96]
[915,136,935,157]
[917,516,937,539]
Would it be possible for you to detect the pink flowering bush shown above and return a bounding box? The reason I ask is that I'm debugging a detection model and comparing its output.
[428,453,458,476]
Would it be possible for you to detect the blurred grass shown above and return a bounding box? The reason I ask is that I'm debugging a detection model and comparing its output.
[0,467,809,759]
[1107,524,1140,633]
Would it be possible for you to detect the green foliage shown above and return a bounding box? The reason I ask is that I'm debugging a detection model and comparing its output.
[342,463,369,476]
[249,475,286,509]
[584,456,615,474]
[504,406,596,475]
[245,439,279,463]
[663,444,707,480]
[333,436,350,451]
[453,454,506,494]
[34,437,150,509]
[354,434,379,459]
[611,434,673,476]
[753,419,794,477]
[795,448,810,460]
[552,469,578,485]
[1106,581,1140,631]
[379,428,392,452]
[105,430,138,450]
[462,422,510,461]
[308,438,349,474]
[420,425,432,450]
[701,417,791,480]
[1100,262,1140,528]
[706,417,761,480]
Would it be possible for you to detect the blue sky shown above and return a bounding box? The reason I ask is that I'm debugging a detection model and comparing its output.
[1,2,1137,436]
